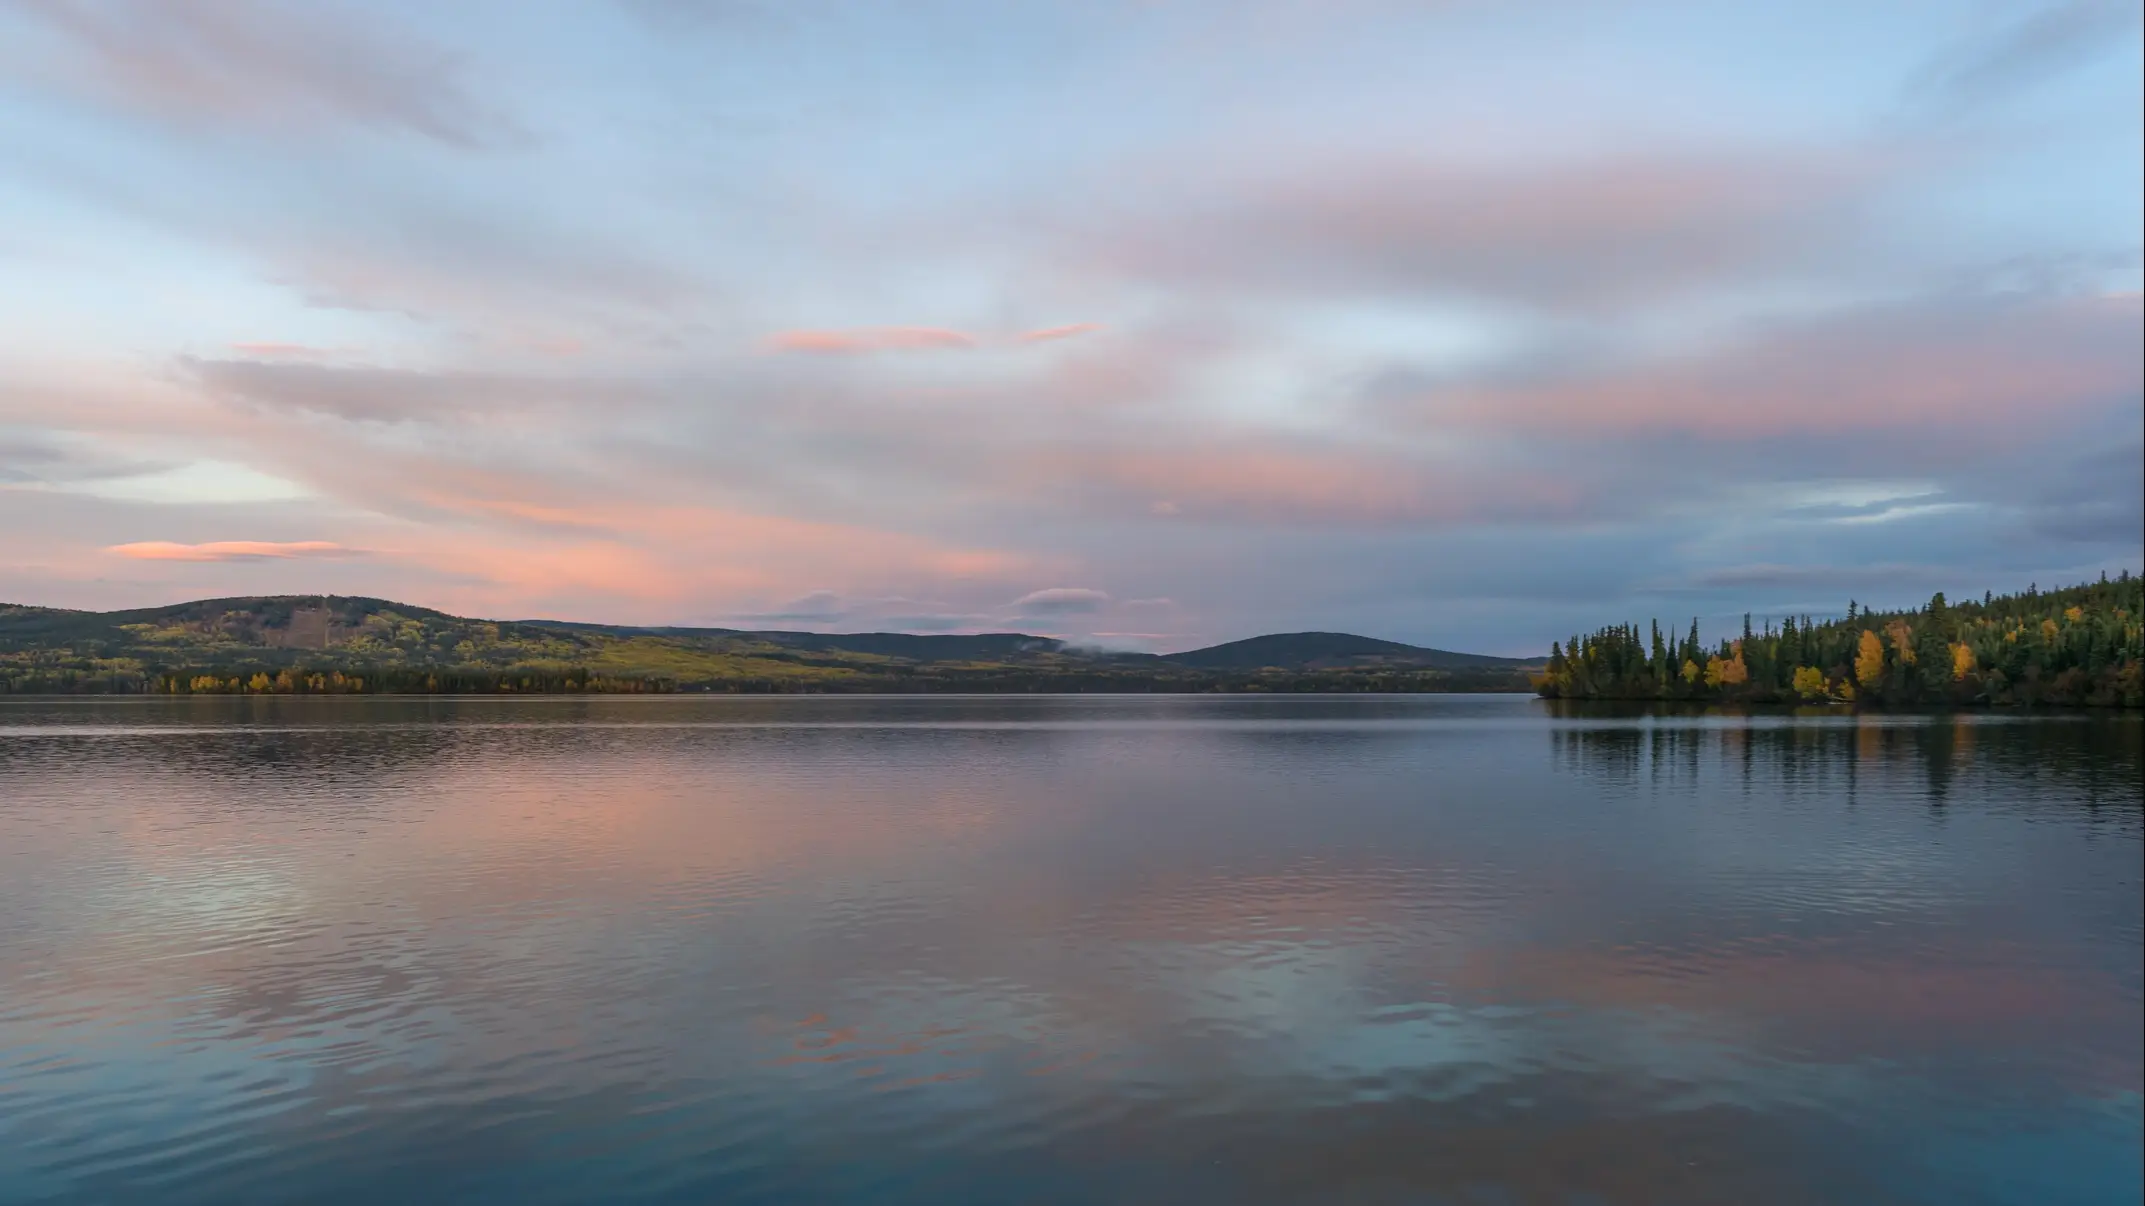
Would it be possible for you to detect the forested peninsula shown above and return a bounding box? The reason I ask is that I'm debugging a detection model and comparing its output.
[1538,573,2143,708]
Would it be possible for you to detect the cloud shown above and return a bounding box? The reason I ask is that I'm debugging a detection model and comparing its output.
[3,3,2136,651]
[106,540,365,562]
[1018,443,1585,526]
[727,590,846,624]
[1068,146,1899,310]
[2017,436,2145,545]
[6,0,528,148]
[262,208,701,323]
[1018,322,1103,344]
[1687,562,1964,592]
[1399,293,2142,440]
[177,357,627,424]
[227,342,352,362]
[763,324,1103,354]
[765,327,980,354]
[1010,586,1112,616]
[0,435,172,487]
[1906,0,2143,117]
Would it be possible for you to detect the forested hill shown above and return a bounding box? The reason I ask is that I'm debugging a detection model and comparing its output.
[0,595,1536,695]
[1537,573,2143,708]
[1161,632,1531,671]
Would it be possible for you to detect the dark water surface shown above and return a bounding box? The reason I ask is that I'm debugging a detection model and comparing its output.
[1,695,2139,1205]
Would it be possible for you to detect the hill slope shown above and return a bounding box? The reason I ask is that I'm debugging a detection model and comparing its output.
[0,595,1535,695]
[1163,631,1537,672]
[519,619,1075,663]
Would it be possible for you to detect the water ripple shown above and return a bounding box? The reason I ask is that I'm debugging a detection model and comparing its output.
[0,696,2137,1204]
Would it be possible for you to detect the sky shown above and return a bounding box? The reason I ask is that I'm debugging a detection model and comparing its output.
[0,0,2138,654]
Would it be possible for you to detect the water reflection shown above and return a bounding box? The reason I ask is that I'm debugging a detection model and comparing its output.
[1544,704,2141,817]
[0,696,2138,1205]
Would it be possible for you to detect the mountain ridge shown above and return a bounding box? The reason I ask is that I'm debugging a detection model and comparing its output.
[0,594,1541,693]
[1159,630,1532,671]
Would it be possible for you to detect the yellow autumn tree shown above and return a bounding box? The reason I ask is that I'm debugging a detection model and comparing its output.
[1854,629,1886,686]
[248,672,272,692]
[1680,658,1700,683]
[1791,666,1828,699]
[1950,643,1975,680]
[1719,643,1749,685]
[1703,656,1727,688]
[1887,620,1916,663]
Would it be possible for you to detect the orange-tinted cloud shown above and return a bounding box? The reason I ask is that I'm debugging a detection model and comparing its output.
[407,490,617,533]
[228,342,345,361]
[766,326,980,354]
[106,540,364,562]
[1018,322,1103,343]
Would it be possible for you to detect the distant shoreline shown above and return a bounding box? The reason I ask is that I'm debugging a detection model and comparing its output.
[1,679,1543,699]
[7,690,2132,707]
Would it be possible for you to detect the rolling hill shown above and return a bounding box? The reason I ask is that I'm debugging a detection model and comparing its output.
[1160,631,1536,672]
[0,595,1539,694]
[522,618,1075,663]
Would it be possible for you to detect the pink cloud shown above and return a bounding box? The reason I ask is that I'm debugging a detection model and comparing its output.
[518,334,584,357]
[1017,322,1103,343]
[229,342,347,361]
[1417,294,2142,439]
[1077,147,1897,308]
[13,0,525,149]
[368,498,1042,616]
[32,370,1048,619]
[1023,444,1582,525]
[106,540,365,562]
[766,326,979,354]
[408,490,617,533]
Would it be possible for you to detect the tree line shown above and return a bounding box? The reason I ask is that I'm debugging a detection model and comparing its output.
[1537,572,2142,708]
[2,663,1535,696]
[0,667,677,696]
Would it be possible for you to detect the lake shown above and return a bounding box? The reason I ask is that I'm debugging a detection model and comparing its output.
[1,694,2138,1205]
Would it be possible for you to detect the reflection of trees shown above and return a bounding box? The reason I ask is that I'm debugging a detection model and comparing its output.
[1547,706,2142,818]
[0,697,1035,787]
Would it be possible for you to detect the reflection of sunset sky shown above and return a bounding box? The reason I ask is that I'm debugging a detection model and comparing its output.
[1,698,2138,1203]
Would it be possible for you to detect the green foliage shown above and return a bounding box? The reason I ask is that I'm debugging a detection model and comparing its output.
[1536,573,2144,708]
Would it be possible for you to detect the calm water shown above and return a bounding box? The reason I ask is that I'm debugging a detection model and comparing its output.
[1,695,2138,1205]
